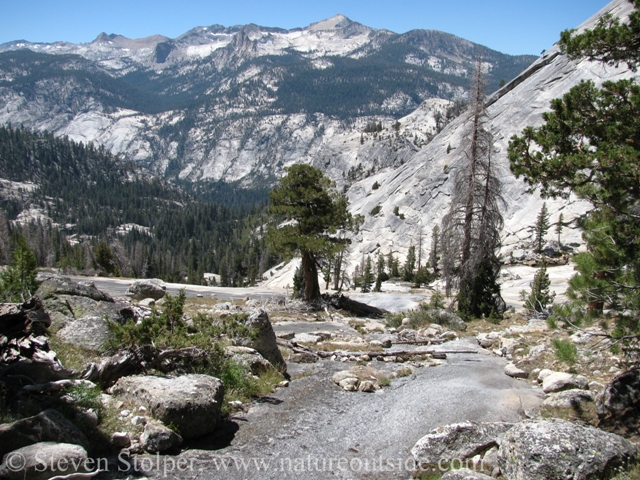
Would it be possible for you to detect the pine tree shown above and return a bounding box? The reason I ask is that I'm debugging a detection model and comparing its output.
[429,225,441,275]
[403,245,416,281]
[533,202,550,253]
[361,255,374,293]
[525,262,553,316]
[556,213,564,245]
[441,58,506,318]
[0,236,39,302]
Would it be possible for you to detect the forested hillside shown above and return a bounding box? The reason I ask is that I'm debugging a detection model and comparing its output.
[0,125,278,284]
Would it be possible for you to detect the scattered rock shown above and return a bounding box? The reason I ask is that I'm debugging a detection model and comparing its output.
[498,418,637,480]
[276,331,295,340]
[542,372,589,393]
[504,363,528,379]
[411,421,513,469]
[138,298,156,307]
[125,279,166,301]
[0,442,91,480]
[424,309,467,332]
[140,420,183,453]
[541,389,597,422]
[110,374,224,439]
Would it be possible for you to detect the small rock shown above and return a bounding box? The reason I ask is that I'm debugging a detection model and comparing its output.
[358,380,379,392]
[131,416,147,426]
[120,410,131,417]
[401,317,411,326]
[537,369,554,383]
[380,339,393,349]
[111,432,131,448]
[504,363,529,379]
[361,354,371,361]
[140,421,183,453]
[276,331,295,340]
[138,298,156,307]
[338,378,359,391]
[277,380,290,388]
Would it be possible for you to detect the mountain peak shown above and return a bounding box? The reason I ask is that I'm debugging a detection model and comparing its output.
[307,14,354,32]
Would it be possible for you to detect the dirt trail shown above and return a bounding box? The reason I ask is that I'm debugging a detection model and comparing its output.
[133,338,543,480]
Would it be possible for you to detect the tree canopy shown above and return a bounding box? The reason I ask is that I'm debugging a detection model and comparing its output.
[508,0,640,334]
[267,164,360,301]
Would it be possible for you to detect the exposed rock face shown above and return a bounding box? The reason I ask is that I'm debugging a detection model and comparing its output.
[233,309,287,373]
[597,367,640,434]
[125,279,167,301]
[411,421,513,469]
[0,409,89,458]
[440,469,494,480]
[498,418,637,480]
[0,442,91,480]
[109,374,224,439]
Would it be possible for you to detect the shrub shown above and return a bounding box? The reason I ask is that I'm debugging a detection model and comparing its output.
[552,338,578,364]
[370,205,382,216]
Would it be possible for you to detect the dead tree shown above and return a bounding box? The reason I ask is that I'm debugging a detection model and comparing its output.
[441,58,506,318]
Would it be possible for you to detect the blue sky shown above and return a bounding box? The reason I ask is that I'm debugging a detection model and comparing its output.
[0,0,613,55]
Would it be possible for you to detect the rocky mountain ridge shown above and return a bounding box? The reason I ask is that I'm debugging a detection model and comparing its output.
[0,15,534,188]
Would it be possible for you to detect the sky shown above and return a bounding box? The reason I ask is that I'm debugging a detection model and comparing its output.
[0,0,613,56]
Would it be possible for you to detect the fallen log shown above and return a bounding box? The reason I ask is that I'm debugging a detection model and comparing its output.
[322,294,388,318]
[393,339,447,346]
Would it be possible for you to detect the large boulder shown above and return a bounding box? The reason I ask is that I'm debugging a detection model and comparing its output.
[0,409,89,458]
[225,346,274,375]
[0,442,91,480]
[110,374,224,439]
[498,418,637,479]
[541,389,597,422]
[597,367,640,434]
[232,309,287,373]
[56,316,111,351]
[125,279,166,301]
[411,421,513,470]
[35,276,130,332]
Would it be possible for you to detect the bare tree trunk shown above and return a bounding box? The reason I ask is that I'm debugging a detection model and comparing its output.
[301,251,320,301]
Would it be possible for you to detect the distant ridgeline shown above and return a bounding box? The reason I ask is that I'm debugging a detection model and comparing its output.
[0,125,279,285]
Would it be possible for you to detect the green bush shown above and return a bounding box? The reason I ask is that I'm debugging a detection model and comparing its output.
[552,338,578,364]
[370,205,382,216]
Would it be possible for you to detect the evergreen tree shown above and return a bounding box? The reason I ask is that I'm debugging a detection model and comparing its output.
[429,225,441,275]
[403,245,416,281]
[361,255,374,293]
[556,213,564,245]
[267,164,360,301]
[533,202,550,253]
[1,236,39,302]
[509,1,640,328]
[373,253,387,292]
[525,262,553,316]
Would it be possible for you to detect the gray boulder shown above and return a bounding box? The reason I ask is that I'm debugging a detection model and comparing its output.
[110,374,224,439]
[233,309,287,373]
[140,420,183,453]
[126,279,166,301]
[541,389,597,422]
[0,442,91,480]
[0,409,89,458]
[542,372,589,393]
[411,421,513,469]
[225,346,274,375]
[35,275,130,332]
[56,316,111,351]
[498,418,637,479]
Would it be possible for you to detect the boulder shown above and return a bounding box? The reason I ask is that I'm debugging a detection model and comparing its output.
[232,309,287,373]
[109,374,224,439]
[498,418,637,479]
[0,442,91,480]
[411,421,513,469]
[597,367,640,434]
[140,420,183,453]
[56,316,111,351]
[504,363,528,379]
[542,372,589,393]
[0,409,89,458]
[225,346,274,375]
[35,276,131,332]
[125,279,166,301]
[541,389,597,422]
